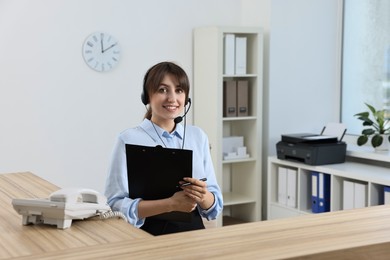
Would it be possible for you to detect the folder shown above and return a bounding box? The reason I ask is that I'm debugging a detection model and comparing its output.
[342,180,367,210]
[318,172,330,212]
[286,168,297,208]
[277,166,287,205]
[311,172,319,213]
[354,182,367,209]
[224,34,235,75]
[385,186,390,205]
[312,172,331,213]
[237,80,249,117]
[125,144,193,222]
[235,36,247,74]
[343,180,354,210]
[223,80,237,117]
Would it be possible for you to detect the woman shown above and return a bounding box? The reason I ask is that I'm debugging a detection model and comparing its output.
[104,61,223,235]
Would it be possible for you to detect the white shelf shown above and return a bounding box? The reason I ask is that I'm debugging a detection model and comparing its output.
[347,144,390,163]
[267,156,390,221]
[223,192,256,206]
[194,26,263,227]
[223,74,258,78]
[222,116,257,121]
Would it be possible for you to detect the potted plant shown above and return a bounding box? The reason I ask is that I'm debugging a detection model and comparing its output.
[354,103,390,149]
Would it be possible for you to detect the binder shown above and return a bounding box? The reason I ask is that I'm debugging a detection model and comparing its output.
[343,180,367,210]
[223,80,237,117]
[343,180,354,210]
[312,172,330,213]
[237,80,249,117]
[286,168,297,208]
[354,182,367,209]
[384,186,390,205]
[318,172,330,212]
[224,34,235,75]
[235,36,247,74]
[311,172,319,213]
[125,144,193,222]
[277,166,287,205]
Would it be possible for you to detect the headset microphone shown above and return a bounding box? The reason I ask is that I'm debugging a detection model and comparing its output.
[174,98,192,124]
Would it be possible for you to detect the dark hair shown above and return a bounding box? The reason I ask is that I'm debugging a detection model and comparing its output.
[142,62,190,119]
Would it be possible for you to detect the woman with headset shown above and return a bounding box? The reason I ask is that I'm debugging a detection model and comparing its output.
[104,61,223,235]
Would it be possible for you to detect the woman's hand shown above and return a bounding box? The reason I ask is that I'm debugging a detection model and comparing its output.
[169,191,197,213]
[180,177,214,210]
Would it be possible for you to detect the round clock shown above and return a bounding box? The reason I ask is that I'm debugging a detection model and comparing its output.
[82,31,121,72]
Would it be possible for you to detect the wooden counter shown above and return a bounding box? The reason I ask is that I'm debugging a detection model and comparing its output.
[3,172,390,259]
[0,172,150,259]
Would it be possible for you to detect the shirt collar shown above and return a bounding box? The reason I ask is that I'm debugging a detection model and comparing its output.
[140,119,184,140]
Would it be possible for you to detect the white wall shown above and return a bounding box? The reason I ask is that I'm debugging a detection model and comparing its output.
[0,0,341,199]
[0,0,246,192]
[268,0,341,154]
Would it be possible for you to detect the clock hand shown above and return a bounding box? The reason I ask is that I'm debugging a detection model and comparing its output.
[100,36,104,53]
[102,42,118,53]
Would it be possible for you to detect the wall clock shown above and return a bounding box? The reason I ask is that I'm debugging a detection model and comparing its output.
[82,31,121,72]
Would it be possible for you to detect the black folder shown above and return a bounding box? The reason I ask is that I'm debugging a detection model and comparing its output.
[126,144,193,222]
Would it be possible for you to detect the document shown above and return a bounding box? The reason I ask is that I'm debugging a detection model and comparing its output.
[126,144,193,222]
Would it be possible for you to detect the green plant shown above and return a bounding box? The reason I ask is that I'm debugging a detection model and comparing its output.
[354,103,390,147]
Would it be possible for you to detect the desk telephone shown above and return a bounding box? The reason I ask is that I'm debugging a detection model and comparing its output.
[12,188,127,229]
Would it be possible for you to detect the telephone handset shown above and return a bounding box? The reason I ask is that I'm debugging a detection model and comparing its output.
[12,188,126,229]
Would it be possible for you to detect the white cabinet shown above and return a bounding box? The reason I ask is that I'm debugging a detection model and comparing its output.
[267,156,390,220]
[193,26,263,227]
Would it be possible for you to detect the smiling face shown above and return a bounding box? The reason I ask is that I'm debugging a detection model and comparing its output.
[143,62,190,131]
[149,74,186,131]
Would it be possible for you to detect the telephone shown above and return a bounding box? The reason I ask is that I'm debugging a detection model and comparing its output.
[12,188,126,229]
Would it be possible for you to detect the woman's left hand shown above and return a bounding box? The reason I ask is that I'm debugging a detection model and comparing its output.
[180,177,214,210]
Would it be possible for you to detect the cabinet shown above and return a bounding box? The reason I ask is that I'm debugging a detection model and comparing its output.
[267,156,390,220]
[193,27,263,226]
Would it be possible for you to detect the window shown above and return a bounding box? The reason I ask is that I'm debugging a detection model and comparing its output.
[341,0,390,135]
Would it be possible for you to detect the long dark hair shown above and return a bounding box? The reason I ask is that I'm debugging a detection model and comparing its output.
[142,62,190,119]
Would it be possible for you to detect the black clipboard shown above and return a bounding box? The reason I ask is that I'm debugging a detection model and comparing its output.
[126,144,193,222]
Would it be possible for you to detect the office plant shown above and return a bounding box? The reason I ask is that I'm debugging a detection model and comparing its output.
[354,103,390,149]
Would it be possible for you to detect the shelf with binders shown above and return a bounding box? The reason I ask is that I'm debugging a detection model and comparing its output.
[194,26,263,227]
[267,156,390,220]
[222,31,261,76]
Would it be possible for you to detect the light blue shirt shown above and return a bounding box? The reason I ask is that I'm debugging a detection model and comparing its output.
[104,119,223,228]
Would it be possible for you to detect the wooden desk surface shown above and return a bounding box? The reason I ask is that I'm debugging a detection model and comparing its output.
[0,172,150,259]
[16,202,390,259]
[3,172,390,259]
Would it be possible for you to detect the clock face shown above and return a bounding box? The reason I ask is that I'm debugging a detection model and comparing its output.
[82,32,121,72]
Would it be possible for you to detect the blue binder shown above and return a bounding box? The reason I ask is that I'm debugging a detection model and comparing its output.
[311,172,319,213]
[312,172,331,213]
[384,186,390,205]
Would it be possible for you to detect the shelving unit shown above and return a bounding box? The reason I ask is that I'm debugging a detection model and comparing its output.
[193,26,263,227]
[267,156,390,220]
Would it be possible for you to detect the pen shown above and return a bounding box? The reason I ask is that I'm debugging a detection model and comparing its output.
[178,178,207,188]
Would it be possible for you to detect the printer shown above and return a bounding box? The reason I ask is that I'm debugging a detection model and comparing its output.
[276,124,347,165]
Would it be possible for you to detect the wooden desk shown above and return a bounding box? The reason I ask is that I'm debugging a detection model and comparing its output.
[0,172,150,259]
[3,172,390,259]
[15,203,390,259]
